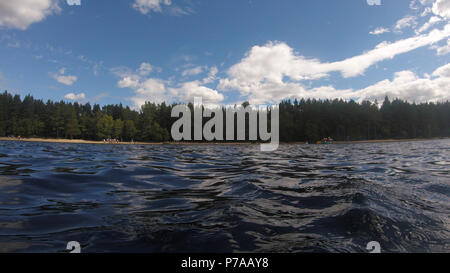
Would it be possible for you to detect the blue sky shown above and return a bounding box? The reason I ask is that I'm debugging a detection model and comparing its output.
[0,0,449,108]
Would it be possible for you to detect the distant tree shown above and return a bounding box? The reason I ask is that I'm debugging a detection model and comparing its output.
[147,122,169,142]
[65,109,81,139]
[113,119,124,140]
[96,115,114,139]
[123,120,137,141]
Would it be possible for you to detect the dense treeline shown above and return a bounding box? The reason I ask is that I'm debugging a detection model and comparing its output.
[0,91,170,142]
[279,98,450,142]
[0,91,449,142]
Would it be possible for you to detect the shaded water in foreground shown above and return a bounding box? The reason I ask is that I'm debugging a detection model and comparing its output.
[0,139,449,253]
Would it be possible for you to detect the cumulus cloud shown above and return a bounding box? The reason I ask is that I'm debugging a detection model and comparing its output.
[113,62,158,91]
[169,81,224,104]
[350,64,450,103]
[218,20,450,105]
[289,65,450,104]
[118,76,140,89]
[133,0,172,14]
[432,62,450,77]
[64,92,85,101]
[0,0,60,30]
[220,63,450,105]
[51,68,78,86]
[120,0,449,106]
[114,63,222,109]
[129,78,169,107]
[218,41,328,96]
[219,23,450,94]
[54,75,78,85]
[432,0,450,19]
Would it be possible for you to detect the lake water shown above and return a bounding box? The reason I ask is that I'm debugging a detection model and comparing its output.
[0,140,449,253]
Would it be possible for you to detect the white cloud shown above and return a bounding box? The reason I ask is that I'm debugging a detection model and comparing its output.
[182,66,204,77]
[114,63,222,109]
[54,75,78,85]
[168,5,191,16]
[410,0,434,11]
[119,1,450,106]
[394,15,418,32]
[51,68,78,86]
[118,76,140,88]
[367,0,381,6]
[169,81,224,104]
[180,65,218,83]
[66,0,81,6]
[133,0,172,14]
[221,63,450,105]
[432,0,450,19]
[422,7,433,17]
[350,64,450,103]
[130,78,169,107]
[64,92,85,101]
[218,41,328,96]
[370,27,390,35]
[311,66,450,104]
[432,62,450,77]
[219,22,450,104]
[0,0,60,30]
[416,16,443,33]
[137,62,153,76]
[220,24,450,89]
[434,38,450,54]
[202,66,218,84]
[114,62,159,92]
[113,62,156,78]
[372,0,448,35]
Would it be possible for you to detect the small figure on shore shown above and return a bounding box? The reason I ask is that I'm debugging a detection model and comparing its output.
[104,138,119,144]
[318,137,334,144]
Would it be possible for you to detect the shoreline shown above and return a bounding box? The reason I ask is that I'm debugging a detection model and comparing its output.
[0,137,448,145]
[332,138,449,144]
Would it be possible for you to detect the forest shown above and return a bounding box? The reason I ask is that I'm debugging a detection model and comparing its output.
[0,91,449,142]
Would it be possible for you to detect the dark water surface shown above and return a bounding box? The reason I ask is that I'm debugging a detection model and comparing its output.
[0,139,449,253]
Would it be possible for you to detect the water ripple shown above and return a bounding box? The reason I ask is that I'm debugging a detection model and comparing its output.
[0,139,449,252]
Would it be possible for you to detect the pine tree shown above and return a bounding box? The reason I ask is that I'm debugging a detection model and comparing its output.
[65,110,81,139]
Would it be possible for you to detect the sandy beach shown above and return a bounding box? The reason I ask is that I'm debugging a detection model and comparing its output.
[0,137,165,145]
[0,136,448,145]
